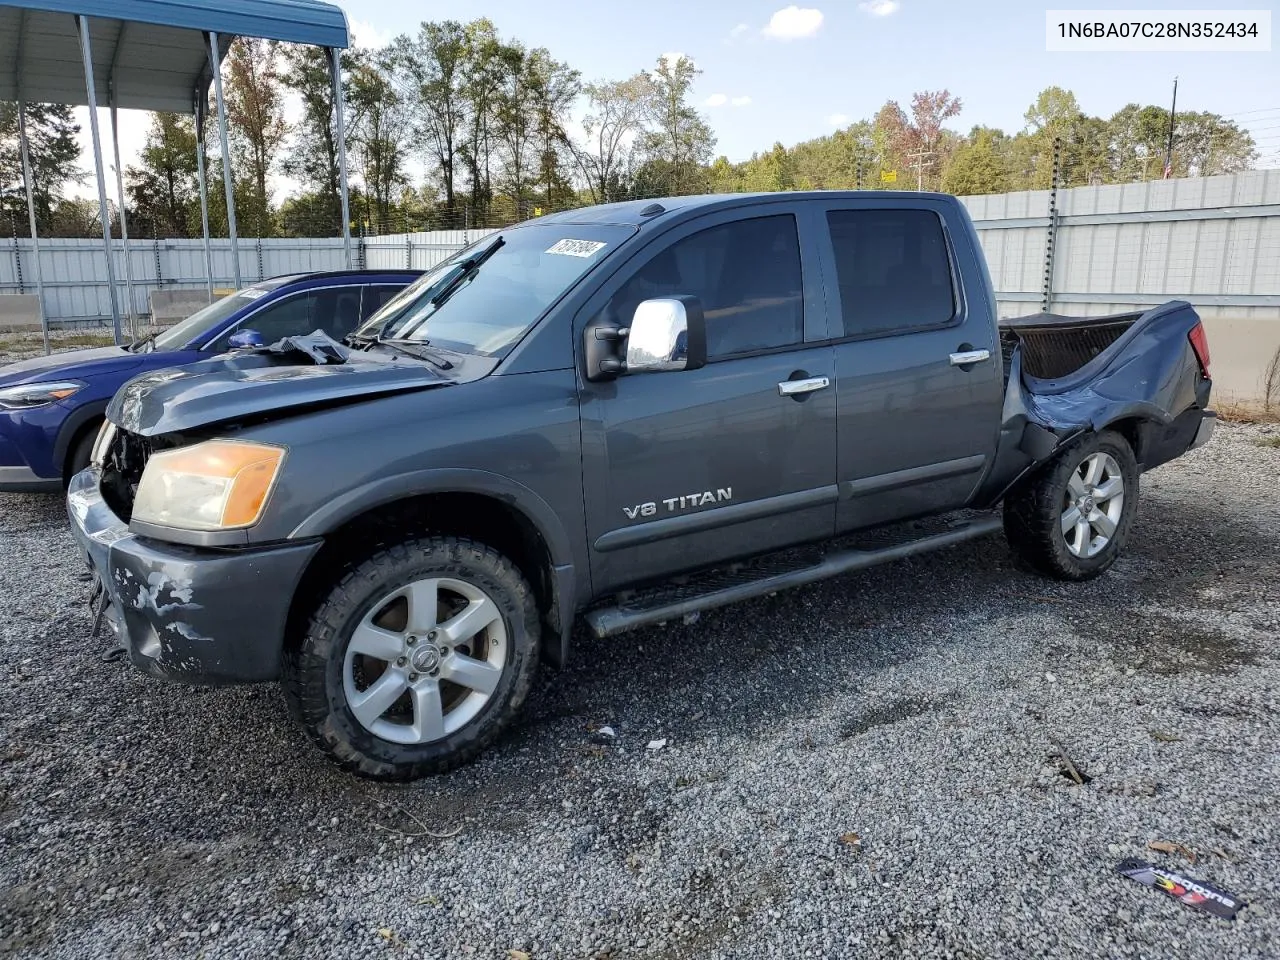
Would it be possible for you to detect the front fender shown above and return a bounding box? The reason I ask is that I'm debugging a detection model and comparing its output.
[288,467,579,666]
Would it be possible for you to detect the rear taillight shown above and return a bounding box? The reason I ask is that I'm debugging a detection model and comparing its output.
[1188,322,1211,379]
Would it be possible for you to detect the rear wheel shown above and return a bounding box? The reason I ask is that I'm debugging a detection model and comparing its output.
[283,536,540,780]
[1004,431,1139,581]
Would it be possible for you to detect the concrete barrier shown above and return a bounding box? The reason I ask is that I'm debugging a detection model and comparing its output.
[1202,316,1280,410]
[0,294,42,331]
[149,289,230,325]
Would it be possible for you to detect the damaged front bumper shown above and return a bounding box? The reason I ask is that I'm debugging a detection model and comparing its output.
[66,468,320,685]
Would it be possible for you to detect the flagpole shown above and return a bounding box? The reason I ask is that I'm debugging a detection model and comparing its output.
[1163,76,1178,179]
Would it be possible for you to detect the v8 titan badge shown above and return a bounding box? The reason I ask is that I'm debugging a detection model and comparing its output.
[1115,858,1247,920]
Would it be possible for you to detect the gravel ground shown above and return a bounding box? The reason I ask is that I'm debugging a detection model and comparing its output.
[1,419,1278,960]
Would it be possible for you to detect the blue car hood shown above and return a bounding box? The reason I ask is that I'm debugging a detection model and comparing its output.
[0,345,142,385]
[109,352,452,436]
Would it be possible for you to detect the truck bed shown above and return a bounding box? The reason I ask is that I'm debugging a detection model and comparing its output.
[999,309,1143,382]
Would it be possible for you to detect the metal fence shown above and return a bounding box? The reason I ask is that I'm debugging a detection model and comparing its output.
[5,172,1280,328]
[960,168,1280,322]
[0,230,492,324]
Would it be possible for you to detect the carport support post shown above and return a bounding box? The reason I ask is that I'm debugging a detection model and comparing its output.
[194,96,215,303]
[76,14,123,345]
[330,47,353,267]
[17,100,50,356]
[207,32,241,289]
[109,93,139,339]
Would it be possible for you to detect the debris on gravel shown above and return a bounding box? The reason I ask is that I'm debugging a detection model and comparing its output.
[1,421,1277,959]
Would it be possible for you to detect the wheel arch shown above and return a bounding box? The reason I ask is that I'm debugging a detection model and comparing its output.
[54,400,108,483]
[285,470,578,668]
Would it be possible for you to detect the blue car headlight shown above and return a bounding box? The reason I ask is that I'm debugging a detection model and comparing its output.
[0,380,86,410]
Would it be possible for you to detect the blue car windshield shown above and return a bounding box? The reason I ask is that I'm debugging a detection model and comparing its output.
[152,284,280,350]
[355,223,633,357]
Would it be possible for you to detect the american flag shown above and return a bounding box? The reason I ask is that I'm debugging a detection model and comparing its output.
[1163,159,1173,179]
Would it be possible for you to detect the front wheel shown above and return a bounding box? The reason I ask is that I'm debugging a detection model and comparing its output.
[1003,430,1139,581]
[283,536,541,780]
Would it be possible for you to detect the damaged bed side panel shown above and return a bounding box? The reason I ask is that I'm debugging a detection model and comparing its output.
[972,300,1209,506]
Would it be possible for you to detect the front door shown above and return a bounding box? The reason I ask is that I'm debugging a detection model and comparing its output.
[813,198,1004,531]
[577,206,838,593]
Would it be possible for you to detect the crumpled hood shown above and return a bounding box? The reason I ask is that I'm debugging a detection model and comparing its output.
[0,345,141,385]
[108,352,451,436]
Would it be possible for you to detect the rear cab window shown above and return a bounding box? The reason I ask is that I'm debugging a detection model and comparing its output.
[825,208,958,339]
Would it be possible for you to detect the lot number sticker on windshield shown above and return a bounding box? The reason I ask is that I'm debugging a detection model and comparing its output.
[546,238,607,258]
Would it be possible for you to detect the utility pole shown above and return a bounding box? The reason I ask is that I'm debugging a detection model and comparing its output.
[908,148,935,191]
[1163,76,1178,179]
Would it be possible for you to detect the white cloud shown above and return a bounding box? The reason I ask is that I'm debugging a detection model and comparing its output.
[349,17,391,49]
[828,112,850,127]
[731,96,753,107]
[729,22,750,39]
[858,0,899,16]
[762,6,824,40]
[705,93,729,107]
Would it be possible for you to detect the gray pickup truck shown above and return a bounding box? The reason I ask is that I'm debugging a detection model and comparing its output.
[68,191,1214,780]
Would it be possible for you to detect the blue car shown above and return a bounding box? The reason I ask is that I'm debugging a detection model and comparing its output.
[0,269,420,492]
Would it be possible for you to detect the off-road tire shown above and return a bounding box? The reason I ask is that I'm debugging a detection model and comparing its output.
[1004,430,1139,581]
[283,536,540,780]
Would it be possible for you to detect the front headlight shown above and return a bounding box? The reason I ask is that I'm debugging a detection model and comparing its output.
[132,440,286,531]
[0,380,85,410]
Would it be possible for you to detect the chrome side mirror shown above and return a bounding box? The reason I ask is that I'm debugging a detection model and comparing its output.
[625,299,689,372]
[582,294,706,381]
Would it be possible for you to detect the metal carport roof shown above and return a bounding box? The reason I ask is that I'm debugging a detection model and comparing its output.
[0,0,349,111]
[0,0,352,349]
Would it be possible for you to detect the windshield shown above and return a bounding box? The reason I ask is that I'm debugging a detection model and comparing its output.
[355,223,634,357]
[153,285,277,350]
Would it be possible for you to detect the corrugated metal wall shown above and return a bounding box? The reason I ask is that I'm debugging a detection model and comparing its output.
[960,168,1280,321]
[4,172,1279,325]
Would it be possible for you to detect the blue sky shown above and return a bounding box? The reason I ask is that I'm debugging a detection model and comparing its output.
[74,0,1280,198]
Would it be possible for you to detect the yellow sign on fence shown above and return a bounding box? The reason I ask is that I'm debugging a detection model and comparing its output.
[880,170,897,183]
[533,206,543,217]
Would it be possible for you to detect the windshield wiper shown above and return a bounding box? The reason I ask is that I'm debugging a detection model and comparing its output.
[375,339,454,370]
[128,332,158,353]
[428,235,505,310]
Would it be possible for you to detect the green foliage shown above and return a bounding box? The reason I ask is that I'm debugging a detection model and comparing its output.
[125,112,199,237]
[0,102,82,232]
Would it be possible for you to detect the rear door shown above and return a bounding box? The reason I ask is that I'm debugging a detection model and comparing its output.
[577,204,838,593]
[812,198,1003,531]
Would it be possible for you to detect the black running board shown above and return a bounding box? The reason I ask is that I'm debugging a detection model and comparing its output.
[585,515,1004,638]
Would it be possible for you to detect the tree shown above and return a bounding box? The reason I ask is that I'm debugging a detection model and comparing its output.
[942,127,1013,196]
[0,103,82,232]
[458,19,506,222]
[636,54,715,195]
[740,142,796,192]
[905,90,962,188]
[347,48,410,231]
[390,20,468,218]
[224,37,289,236]
[527,49,580,211]
[281,44,347,234]
[1174,112,1256,176]
[571,73,654,204]
[125,112,200,237]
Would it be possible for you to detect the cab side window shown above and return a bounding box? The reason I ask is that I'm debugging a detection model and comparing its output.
[602,214,803,359]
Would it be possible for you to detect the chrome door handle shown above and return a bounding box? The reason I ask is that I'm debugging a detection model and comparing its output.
[949,349,991,366]
[778,376,831,396]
